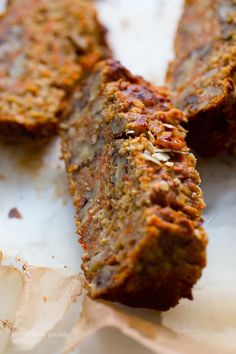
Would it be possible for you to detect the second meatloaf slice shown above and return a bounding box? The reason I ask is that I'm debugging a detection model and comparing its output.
[0,0,109,141]
[167,0,236,156]
[61,59,207,310]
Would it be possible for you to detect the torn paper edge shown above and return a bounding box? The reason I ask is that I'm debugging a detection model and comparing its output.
[63,296,224,354]
[0,264,83,352]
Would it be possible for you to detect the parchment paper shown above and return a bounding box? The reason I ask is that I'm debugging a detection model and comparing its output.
[0,0,236,353]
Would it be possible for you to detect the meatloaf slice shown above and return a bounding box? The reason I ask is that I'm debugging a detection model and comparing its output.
[0,0,110,141]
[61,59,207,310]
[167,0,236,156]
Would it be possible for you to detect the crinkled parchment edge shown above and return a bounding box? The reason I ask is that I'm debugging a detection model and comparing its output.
[0,259,222,354]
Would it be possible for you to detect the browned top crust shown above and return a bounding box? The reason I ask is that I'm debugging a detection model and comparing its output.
[61,59,207,310]
[167,0,236,156]
[0,0,110,140]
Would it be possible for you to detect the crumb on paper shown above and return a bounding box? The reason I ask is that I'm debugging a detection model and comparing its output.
[1,319,13,330]
[0,174,5,180]
[8,208,23,219]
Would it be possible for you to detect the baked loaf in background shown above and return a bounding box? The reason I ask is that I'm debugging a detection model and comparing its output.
[61,59,207,310]
[0,0,110,141]
[167,0,236,157]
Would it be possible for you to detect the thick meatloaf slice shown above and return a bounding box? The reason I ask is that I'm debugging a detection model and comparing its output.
[167,0,236,157]
[0,0,110,141]
[61,59,207,311]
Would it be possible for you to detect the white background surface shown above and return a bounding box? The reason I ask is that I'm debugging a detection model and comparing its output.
[1,0,236,353]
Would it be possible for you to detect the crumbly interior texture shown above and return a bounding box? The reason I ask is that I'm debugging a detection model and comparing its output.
[0,0,110,140]
[167,0,236,157]
[61,59,207,310]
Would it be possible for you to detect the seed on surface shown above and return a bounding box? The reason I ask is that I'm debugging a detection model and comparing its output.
[158,181,170,192]
[152,152,170,162]
[142,153,161,165]
[163,123,174,129]
[165,161,174,167]
[145,141,155,154]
